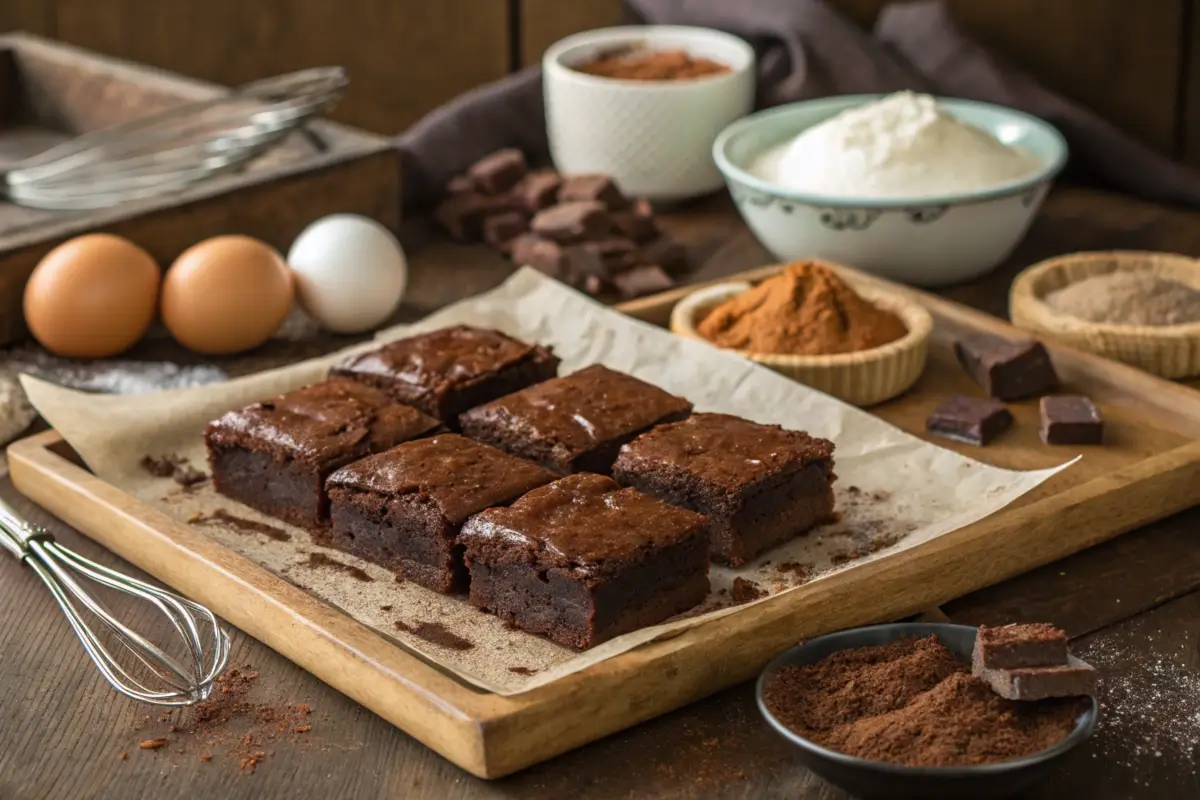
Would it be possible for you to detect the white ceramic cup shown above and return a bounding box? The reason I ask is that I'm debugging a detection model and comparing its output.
[543,26,755,202]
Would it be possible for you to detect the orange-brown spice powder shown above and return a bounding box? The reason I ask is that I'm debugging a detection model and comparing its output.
[697,261,907,356]
[575,48,731,81]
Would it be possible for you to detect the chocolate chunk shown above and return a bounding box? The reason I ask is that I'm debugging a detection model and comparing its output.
[530,200,612,242]
[582,274,608,296]
[445,174,473,195]
[1039,395,1104,445]
[558,174,628,210]
[511,234,566,278]
[467,148,527,195]
[973,623,1070,670]
[610,208,658,243]
[512,171,563,213]
[954,333,1058,400]
[613,265,675,299]
[580,238,640,277]
[975,656,1097,701]
[482,211,530,252]
[561,245,607,284]
[434,192,496,241]
[640,234,688,274]
[925,396,1013,446]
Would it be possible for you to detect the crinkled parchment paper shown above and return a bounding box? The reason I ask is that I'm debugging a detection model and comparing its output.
[21,268,1072,695]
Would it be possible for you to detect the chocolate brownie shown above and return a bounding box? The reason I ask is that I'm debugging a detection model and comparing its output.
[331,325,560,425]
[205,378,441,530]
[612,413,837,565]
[460,473,710,648]
[325,434,555,593]
[973,623,1070,670]
[458,364,693,474]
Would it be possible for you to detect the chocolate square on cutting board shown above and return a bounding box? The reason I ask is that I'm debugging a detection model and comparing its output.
[925,396,1013,446]
[1040,395,1104,445]
[973,623,1070,670]
[467,148,527,195]
[954,333,1059,400]
[975,656,1098,701]
[530,200,612,242]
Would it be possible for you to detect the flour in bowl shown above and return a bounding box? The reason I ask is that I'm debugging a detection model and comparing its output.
[748,92,1043,198]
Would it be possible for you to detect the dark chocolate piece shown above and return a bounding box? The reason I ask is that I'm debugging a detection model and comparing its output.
[482,211,530,252]
[511,234,565,278]
[557,174,628,210]
[613,413,837,566]
[610,207,658,243]
[1039,395,1104,445]
[613,264,675,299]
[954,333,1059,400]
[326,434,555,593]
[467,148,527,195]
[205,378,442,530]
[926,396,1013,446]
[512,171,563,212]
[975,656,1098,701]
[530,200,612,242]
[332,325,560,425]
[434,192,496,241]
[460,473,710,648]
[444,174,473,195]
[459,364,693,475]
[640,234,688,274]
[973,623,1070,670]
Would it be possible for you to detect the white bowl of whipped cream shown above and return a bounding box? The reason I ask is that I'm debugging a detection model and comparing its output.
[713,92,1068,286]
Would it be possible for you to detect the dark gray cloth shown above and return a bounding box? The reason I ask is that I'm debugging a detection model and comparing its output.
[395,0,1200,209]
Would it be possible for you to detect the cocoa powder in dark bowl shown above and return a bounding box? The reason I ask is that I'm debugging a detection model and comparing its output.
[755,623,1097,800]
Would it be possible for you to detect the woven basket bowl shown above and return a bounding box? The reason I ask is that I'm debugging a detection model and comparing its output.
[670,279,932,407]
[1010,251,1200,379]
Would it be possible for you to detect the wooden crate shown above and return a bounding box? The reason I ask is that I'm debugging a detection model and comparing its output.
[0,32,398,345]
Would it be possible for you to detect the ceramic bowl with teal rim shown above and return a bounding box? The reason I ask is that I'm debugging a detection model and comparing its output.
[712,95,1069,286]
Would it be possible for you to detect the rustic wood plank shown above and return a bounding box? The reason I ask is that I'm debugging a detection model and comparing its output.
[0,0,50,35]
[1183,0,1200,165]
[520,0,626,66]
[832,0,1186,155]
[52,0,510,134]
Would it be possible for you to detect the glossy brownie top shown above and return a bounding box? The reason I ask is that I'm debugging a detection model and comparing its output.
[333,325,556,394]
[613,413,834,492]
[326,433,555,524]
[460,365,692,454]
[460,473,708,573]
[205,378,441,468]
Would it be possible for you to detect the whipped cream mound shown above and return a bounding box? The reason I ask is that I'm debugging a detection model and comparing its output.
[749,92,1044,198]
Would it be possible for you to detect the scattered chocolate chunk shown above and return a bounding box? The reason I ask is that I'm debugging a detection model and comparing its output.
[435,192,495,241]
[140,454,179,478]
[610,207,658,243]
[580,238,640,277]
[512,171,564,212]
[482,211,530,252]
[974,623,1069,670]
[640,234,688,274]
[926,396,1013,446]
[975,656,1098,701]
[530,200,612,242]
[445,174,473,195]
[467,148,527,194]
[561,245,607,284]
[173,463,207,487]
[1039,395,1104,445]
[954,333,1059,400]
[558,174,628,209]
[731,577,766,604]
[614,264,675,299]
[511,234,565,278]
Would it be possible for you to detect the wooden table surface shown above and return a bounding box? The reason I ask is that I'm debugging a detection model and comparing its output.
[3,186,1200,800]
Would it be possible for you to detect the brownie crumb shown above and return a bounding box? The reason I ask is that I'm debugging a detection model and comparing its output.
[189,509,291,542]
[379,605,393,612]
[140,454,181,477]
[305,552,373,583]
[775,562,813,582]
[139,738,169,751]
[731,578,766,604]
[173,463,208,487]
[509,666,538,676]
[395,620,474,651]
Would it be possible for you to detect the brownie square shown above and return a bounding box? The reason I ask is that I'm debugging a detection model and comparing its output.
[458,364,693,474]
[331,325,560,425]
[611,413,837,566]
[973,623,1070,670]
[205,378,442,530]
[460,473,710,648]
[325,434,555,593]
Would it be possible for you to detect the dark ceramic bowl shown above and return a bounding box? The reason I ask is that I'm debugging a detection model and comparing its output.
[755,623,1098,800]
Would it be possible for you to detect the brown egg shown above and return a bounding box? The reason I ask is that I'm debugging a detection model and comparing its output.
[24,234,161,358]
[161,235,294,355]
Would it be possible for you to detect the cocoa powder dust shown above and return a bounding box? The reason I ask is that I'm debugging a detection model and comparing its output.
[697,262,907,356]
[762,636,1086,767]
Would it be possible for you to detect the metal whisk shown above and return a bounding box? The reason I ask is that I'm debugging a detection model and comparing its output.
[0,495,229,706]
[3,66,348,211]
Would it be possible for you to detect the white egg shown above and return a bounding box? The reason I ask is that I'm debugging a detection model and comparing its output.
[287,214,407,334]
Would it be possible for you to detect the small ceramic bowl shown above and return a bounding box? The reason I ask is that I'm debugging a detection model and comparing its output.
[1010,250,1200,379]
[756,623,1099,800]
[669,275,932,406]
[712,95,1069,286]
[543,26,755,202]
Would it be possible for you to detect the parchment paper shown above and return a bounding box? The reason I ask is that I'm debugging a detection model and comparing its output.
[21,268,1072,695]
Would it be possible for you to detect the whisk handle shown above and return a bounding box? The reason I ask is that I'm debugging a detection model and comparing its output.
[0,494,50,560]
